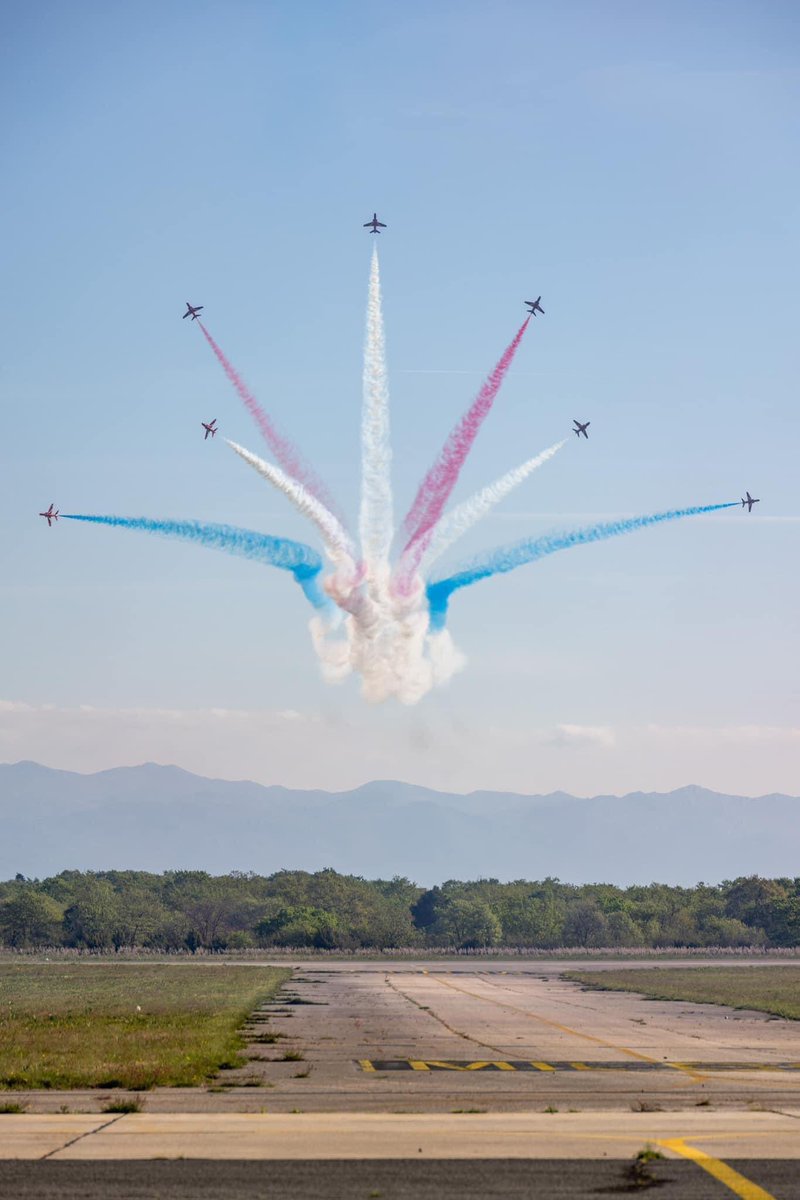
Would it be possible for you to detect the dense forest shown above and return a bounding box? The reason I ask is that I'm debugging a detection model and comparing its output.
[2,870,800,951]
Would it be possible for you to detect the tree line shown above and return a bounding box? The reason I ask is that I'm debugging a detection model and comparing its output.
[1,870,799,952]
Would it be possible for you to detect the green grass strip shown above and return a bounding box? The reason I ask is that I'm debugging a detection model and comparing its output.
[0,963,290,1089]
[566,966,800,1021]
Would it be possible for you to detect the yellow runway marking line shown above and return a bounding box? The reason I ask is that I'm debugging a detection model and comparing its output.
[658,1138,777,1200]
[530,1061,556,1071]
[358,1059,376,1072]
[428,974,708,1083]
[420,1060,515,1071]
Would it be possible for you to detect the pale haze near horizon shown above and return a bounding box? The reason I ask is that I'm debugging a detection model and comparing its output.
[1,1,798,796]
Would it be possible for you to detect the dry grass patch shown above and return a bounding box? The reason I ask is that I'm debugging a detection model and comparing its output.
[566,966,800,1020]
[0,963,289,1090]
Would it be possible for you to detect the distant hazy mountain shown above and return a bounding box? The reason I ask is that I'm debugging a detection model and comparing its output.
[1,761,797,886]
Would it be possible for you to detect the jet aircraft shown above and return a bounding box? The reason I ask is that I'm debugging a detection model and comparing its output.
[742,491,760,512]
[573,420,590,439]
[363,213,386,233]
[39,504,59,526]
[525,297,545,315]
[202,419,218,440]
[182,302,203,321]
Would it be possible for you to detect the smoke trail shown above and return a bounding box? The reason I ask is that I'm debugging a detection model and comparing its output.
[196,320,341,519]
[399,439,566,583]
[62,514,329,610]
[359,245,394,566]
[226,440,355,569]
[400,317,530,550]
[426,503,737,630]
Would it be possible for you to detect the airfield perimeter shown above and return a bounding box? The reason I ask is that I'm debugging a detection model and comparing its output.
[4,959,800,1197]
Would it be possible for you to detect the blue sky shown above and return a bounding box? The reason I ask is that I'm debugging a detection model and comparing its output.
[1,0,798,794]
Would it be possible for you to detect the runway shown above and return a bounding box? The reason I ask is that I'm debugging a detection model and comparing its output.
[5,961,800,1195]
[12,961,800,1113]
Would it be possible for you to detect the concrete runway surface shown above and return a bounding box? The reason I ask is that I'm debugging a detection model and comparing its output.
[4,960,800,1197]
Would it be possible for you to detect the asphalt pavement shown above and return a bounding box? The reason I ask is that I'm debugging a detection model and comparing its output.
[1,1159,799,1200]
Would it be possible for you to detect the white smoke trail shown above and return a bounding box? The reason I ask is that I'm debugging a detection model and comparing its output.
[226,440,356,573]
[414,440,566,574]
[359,245,394,571]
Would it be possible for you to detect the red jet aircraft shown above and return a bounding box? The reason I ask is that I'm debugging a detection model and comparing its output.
[39,504,59,526]
[182,302,204,320]
[363,212,386,233]
[202,419,218,440]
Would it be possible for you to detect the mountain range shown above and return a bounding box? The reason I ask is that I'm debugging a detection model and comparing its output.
[1,761,797,886]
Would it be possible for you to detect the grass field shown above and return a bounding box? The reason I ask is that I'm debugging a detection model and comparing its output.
[566,966,800,1020]
[0,963,290,1090]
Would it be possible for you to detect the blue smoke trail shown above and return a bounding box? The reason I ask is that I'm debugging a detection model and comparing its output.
[426,503,737,631]
[62,514,330,611]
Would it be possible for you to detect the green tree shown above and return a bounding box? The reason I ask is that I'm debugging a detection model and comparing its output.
[0,888,64,947]
[110,887,174,950]
[498,894,567,948]
[606,910,644,947]
[256,905,343,949]
[657,908,702,947]
[724,877,794,945]
[703,916,766,947]
[563,900,609,947]
[63,878,121,949]
[430,897,501,948]
[162,871,238,949]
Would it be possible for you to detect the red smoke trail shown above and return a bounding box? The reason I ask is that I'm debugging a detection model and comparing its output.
[400,317,531,556]
[197,321,341,519]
